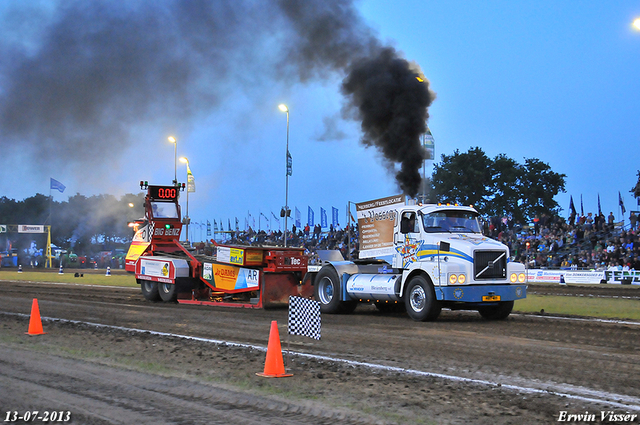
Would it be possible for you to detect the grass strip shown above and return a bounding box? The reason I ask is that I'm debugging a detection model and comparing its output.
[515,294,640,321]
[0,270,137,287]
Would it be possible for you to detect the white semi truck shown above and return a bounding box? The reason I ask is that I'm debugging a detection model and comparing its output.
[311,195,527,321]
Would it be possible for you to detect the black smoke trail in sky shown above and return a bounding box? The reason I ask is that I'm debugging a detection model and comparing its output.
[341,49,434,197]
[0,0,435,196]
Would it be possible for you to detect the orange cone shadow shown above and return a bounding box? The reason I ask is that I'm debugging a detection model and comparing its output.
[256,320,292,378]
[25,298,46,336]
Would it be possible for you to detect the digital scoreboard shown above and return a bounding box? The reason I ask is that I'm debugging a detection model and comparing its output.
[148,185,179,201]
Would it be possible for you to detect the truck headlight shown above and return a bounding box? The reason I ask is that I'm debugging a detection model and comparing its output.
[448,274,466,284]
[510,273,517,283]
[518,273,526,283]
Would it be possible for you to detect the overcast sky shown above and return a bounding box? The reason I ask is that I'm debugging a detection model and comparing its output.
[1,0,639,238]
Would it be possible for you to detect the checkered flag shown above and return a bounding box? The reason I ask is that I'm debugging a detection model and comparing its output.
[288,296,321,340]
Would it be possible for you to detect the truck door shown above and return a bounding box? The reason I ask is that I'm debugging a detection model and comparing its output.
[394,211,421,268]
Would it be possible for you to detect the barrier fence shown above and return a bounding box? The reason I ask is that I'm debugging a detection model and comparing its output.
[525,269,640,285]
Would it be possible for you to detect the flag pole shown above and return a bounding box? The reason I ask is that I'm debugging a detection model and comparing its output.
[48,179,52,268]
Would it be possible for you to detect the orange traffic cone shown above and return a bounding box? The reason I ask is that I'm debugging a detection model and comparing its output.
[25,298,46,336]
[256,320,292,378]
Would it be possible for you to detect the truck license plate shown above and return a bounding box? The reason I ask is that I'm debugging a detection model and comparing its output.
[482,295,501,302]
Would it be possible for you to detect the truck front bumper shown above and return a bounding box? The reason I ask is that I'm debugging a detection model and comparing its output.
[435,284,526,303]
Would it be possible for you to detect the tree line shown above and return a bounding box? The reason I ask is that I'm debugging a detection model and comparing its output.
[429,147,567,224]
[0,192,145,257]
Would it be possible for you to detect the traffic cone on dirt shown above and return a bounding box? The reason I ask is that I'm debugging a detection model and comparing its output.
[256,320,293,378]
[25,298,46,336]
[58,264,63,274]
[105,267,111,276]
[18,265,22,273]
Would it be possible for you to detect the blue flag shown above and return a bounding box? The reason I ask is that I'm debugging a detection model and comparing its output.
[321,207,327,228]
[332,207,339,227]
[308,206,315,227]
[286,150,292,176]
[569,195,576,216]
[50,178,65,193]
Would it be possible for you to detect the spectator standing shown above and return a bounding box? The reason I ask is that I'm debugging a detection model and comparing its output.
[608,212,615,230]
[585,213,593,230]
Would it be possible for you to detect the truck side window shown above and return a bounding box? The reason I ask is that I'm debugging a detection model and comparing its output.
[400,212,418,234]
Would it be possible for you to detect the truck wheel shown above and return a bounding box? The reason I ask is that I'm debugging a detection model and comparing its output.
[478,301,514,320]
[158,282,177,302]
[404,275,441,321]
[139,279,160,302]
[314,266,351,314]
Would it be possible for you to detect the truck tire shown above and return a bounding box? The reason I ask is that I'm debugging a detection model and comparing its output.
[314,266,356,314]
[404,275,441,321]
[139,279,160,302]
[478,301,513,320]
[158,282,177,302]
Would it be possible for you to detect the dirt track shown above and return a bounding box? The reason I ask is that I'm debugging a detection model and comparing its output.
[1,277,639,424]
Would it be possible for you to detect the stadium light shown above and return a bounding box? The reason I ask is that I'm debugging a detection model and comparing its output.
[168,136,177,185]
[279,104,290,247]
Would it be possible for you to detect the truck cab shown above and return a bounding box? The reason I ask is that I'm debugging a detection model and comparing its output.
[312,197,527,321]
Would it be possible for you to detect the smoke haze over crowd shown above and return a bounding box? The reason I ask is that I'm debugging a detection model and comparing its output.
[0,0,433,197]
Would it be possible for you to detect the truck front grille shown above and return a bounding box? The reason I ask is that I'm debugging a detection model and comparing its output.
[474,251,507,280]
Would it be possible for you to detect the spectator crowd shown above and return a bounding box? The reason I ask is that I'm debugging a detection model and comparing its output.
[489,210,640,271]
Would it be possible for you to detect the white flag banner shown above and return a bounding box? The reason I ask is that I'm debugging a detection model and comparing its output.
[187,164,196,193]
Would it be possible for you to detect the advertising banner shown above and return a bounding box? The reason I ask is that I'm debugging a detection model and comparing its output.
[140,258,173,280]
[356,195,404,259]
[202,262,260,291]
[137,257,191,283]
[216,246,244,265]
[524,269,619,284]
[18,225,45,233]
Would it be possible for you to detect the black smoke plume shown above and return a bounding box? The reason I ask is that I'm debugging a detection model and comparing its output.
[0,0,435,196]
[342,48,434,197]
[276,0,436,197]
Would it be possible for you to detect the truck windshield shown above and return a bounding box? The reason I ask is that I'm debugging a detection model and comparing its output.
[151,201,178,219]
[422,210,482,233]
